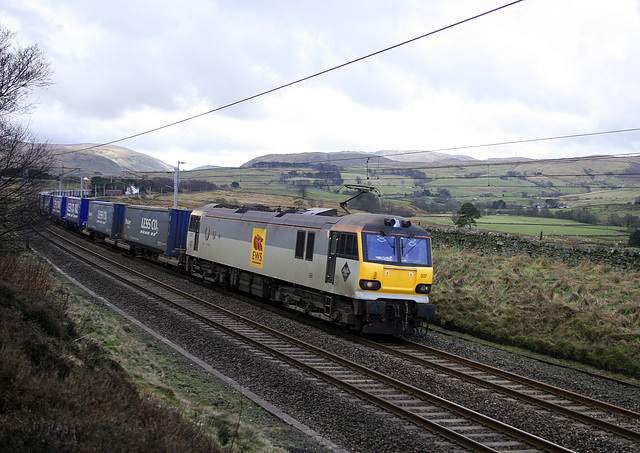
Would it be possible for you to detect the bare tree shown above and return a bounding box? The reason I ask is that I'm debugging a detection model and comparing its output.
[0,27,53,116]
[0,123,53,250]
[0,24,54,251]
[297,182,309,200]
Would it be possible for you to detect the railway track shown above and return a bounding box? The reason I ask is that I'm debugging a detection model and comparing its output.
[41,227,639,452]
[363,337,640,440]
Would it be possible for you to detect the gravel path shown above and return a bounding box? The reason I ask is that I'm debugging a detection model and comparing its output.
[33,231,640,452]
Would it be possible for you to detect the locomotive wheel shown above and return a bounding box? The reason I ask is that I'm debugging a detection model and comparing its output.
[413,321,429,339]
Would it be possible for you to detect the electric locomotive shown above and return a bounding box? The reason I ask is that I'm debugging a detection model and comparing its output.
[184,204,435,335]
[38,192,436,335]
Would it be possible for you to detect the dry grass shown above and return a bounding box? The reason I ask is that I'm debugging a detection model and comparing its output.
[65,294,286,453]
[0,255,54,300]
[121,188,340,211]
[0,255,221,452]
[433,245,640,377]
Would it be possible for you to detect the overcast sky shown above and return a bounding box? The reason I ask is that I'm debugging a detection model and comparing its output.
[3,0,640,169]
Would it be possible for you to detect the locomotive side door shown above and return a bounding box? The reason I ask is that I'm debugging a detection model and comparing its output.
[189,214,201,251]
[325,231,338,284]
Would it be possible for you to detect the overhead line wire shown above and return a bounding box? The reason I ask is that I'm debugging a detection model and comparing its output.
[234,130,640,170]
[134,151,640,180]
[58,0,525,156]
[174,166,640,181]
[339,127,640,167]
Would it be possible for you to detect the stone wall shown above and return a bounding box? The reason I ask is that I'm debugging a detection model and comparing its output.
[423,225,640,272]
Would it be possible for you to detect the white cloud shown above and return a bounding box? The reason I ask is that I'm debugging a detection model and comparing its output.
[3,0,640,168]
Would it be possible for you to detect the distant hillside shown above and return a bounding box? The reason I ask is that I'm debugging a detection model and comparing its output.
[374,149,476,163]
[191,165,221,171]
[240,151,392,168]
[47,144,173,176]
[241,150,482,168]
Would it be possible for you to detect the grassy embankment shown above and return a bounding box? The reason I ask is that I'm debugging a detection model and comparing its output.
[0,255,295,452]
[432,245,640,379]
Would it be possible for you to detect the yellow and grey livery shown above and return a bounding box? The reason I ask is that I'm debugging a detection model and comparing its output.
[185,204,434,335]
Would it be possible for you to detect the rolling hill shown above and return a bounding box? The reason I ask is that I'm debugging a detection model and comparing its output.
[47,144,173,175]
[240,150,477,168]
[373,149,476,162]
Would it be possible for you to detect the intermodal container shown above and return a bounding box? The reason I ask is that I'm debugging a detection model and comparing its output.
[87,201,125,239]
[123,205,191,256]
[64,197,90,226]
[51,195,67,220]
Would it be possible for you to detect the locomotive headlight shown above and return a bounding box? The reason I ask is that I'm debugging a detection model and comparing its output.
[359,279,381,291]
[415,284,431,294]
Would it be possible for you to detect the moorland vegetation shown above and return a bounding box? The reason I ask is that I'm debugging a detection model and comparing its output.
[0,255,286,452]
[433,247,640,377]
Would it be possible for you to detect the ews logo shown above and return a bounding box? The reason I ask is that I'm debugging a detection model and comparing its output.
[250,228,266,268]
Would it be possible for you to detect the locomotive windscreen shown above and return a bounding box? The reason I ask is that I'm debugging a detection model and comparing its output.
[362,233,431,266]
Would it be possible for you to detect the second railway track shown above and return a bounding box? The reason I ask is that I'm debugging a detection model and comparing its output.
[38,226,640,452]
[352,337,640,442]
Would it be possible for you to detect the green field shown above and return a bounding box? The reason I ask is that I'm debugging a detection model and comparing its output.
[94,155,640,246]
[416,214,630,243]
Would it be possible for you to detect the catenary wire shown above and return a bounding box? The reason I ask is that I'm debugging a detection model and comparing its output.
[57,0,525,156]
[136,166,640,185]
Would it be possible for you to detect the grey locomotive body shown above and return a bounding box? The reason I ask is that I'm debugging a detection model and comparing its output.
[185,204,434,335]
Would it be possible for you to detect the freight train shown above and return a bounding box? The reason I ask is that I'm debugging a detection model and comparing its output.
[40,193,435,335]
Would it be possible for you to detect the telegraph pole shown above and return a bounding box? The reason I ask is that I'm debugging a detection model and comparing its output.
[174,161,185,209]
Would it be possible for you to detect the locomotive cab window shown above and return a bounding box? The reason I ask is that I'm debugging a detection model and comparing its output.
[188,215,200,232]
[400,236,432,266]
[295,230,316,261]
[336,232,358,259]
[364,234,395,262]
[363,233,431,266]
